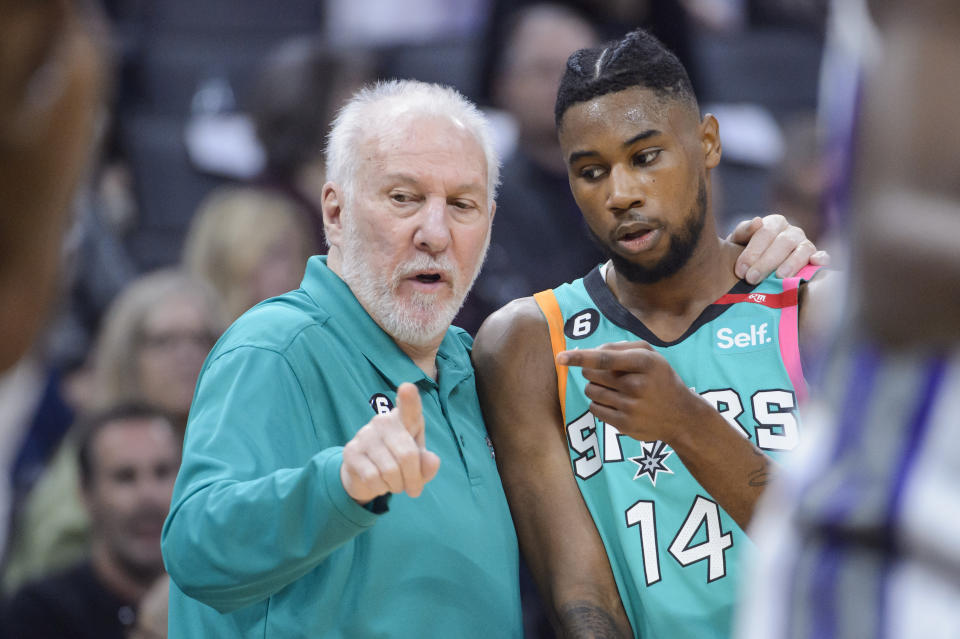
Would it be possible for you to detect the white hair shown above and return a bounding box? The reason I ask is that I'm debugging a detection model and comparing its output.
[324,79,501,212]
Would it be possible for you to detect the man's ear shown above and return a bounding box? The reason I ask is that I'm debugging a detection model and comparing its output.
[321,181,344,247]
[700,113,722,170]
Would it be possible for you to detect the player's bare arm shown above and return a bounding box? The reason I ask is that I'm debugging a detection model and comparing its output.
[557,342,773,532]
[473,299,632,639]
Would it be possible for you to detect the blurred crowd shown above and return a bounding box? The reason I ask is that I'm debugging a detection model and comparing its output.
[0,0,833,637]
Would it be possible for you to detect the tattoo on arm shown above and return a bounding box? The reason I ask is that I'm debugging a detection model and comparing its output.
[558,601,629,639]
[747,447,771,487]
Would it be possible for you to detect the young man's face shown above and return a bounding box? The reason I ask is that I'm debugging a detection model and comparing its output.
[558,87,720,283]
[84,417,180,580]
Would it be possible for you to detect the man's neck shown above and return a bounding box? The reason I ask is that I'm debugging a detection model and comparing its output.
[607,236,742,342]
[90,542,158,604]
[395,339,441,381]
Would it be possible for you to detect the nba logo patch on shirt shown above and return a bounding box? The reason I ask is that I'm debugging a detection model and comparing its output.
[714,320,774,354]
[485,436,496,459]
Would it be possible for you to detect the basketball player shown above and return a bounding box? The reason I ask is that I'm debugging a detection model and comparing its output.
[473,29,830,638]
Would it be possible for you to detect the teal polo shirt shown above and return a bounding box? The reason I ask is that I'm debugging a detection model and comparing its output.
[162,256,521,638]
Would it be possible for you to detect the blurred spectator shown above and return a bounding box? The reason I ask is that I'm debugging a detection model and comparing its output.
[0,0,107,372]
[183,186,313,323]
[458,3,601,333]
[769,113,827,245]
[86,270,224,428]
[2,270,223,593]
[2,403,180,639]
[248,37,376,251]
[485,0,699,92]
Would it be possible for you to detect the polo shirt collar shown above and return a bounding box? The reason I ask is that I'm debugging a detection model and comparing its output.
[300,256,472,391]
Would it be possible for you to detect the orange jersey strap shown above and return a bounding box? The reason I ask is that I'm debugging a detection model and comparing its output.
[533,289,569,424]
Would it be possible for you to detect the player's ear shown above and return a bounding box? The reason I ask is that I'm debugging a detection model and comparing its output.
[699,114,722,170]
[321,181,344,247]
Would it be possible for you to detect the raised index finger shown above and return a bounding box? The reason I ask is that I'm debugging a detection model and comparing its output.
[395,382,426,448]
[557,341,654,372]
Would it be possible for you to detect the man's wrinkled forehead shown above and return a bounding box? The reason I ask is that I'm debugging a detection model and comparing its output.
[358,115,488,197]
[362,114,485,171]
[364,108,470,146]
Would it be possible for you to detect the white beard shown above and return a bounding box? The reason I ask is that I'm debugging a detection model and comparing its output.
[338,215,488,348]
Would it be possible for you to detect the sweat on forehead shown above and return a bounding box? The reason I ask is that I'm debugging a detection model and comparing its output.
[582,93,670,124]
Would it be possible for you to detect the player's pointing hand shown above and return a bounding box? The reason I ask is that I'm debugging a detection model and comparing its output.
[558,341,714,446]
[341,382,441,504]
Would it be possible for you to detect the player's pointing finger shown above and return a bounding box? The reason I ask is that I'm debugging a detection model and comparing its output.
[557,341,654,371]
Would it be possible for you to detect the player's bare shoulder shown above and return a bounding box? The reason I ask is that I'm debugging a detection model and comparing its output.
[472,296,559,430]
[473,296,552,371]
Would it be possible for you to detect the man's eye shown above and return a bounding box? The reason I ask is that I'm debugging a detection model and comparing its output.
[579,166,606,180]
[111,468,136,484]
[634,149,661,166]
[452,200,475,210]
[390,192,414,203]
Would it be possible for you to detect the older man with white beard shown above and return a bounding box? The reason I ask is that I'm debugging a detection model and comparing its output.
[161,80,519,638]
[161,79,822,638]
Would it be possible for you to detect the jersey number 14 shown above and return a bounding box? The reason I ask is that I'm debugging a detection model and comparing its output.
[625,495,732,586]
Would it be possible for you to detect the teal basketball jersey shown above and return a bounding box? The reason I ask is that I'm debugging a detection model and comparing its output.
[533,263,821,639]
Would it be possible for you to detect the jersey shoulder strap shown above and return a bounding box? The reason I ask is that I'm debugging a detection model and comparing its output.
[533,289,570,423]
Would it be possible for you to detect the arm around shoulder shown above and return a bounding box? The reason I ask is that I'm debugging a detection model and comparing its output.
[473,299,632,638]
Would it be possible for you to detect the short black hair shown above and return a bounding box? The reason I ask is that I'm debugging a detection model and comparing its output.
[76,403,174,489]
[555,28,698,127]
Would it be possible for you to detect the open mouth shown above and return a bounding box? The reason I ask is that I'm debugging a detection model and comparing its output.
[415,273,442,283]
[620,229,653,241]
[615,224,660,252]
